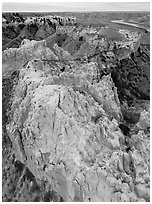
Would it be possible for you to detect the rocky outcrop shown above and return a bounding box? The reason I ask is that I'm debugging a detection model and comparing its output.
[2,39,59,77]
[5,45,150,201]
[2,67,64,202]
[2,12,150,202]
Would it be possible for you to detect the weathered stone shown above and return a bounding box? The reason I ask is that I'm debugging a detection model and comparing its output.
[6,60,130,201]
[3,17,150,202]
[136,109,150,130]
[135,183,150,201]
[2,39,58,77]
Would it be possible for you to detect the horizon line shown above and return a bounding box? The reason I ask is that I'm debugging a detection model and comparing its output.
[2,2,150,12]
[2,10,150,13]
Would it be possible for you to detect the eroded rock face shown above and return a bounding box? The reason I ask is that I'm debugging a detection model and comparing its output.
[2,39,58,77]
[111,45,150,103]
[6,51,150,201]
[2,14,150,202]
[35,25,55,40]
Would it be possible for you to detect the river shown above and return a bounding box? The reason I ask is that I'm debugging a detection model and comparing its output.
[111,20,149,32]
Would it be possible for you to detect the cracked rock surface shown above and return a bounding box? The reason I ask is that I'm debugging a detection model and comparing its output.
[2,12,150,202]
[3,39,149,202]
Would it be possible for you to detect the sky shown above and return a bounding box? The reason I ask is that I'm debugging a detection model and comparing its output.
[2,2,150,12]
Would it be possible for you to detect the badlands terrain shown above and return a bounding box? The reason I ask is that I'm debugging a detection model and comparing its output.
[2,12,150,202]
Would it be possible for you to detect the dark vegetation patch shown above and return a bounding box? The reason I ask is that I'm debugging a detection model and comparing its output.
[111,45,150,105]
[55,33,68,47]
[2,70,20,131]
